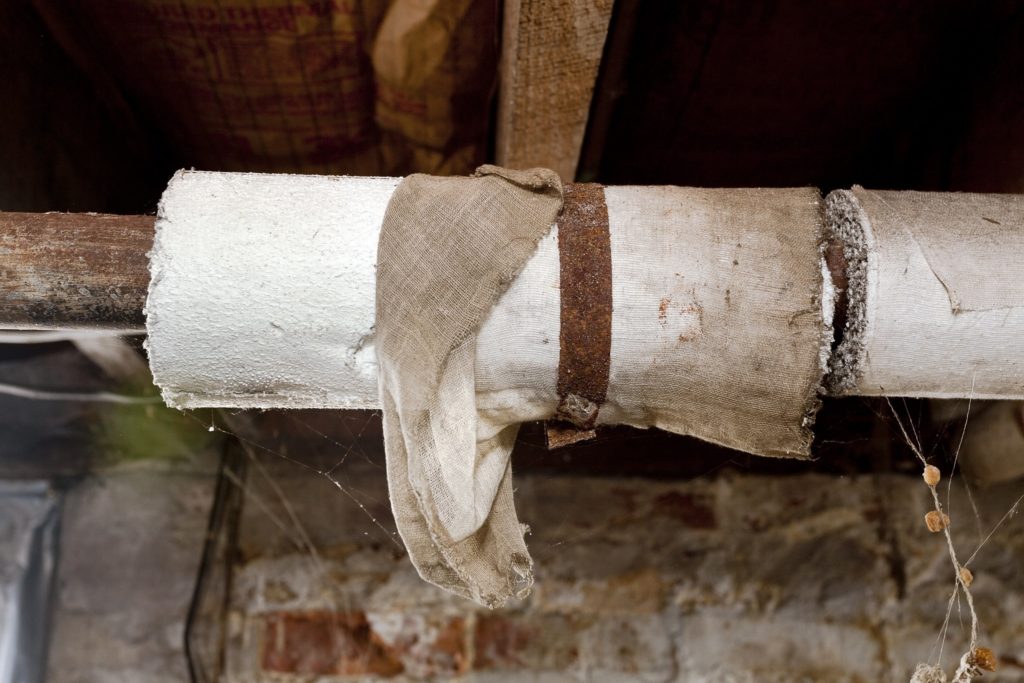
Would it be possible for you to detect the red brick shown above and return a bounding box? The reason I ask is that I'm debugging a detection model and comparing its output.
[473,614,581,671]
[261,611,403,677]
[369,613,469,677]
[582,569,667,614]
[474,615,534,668]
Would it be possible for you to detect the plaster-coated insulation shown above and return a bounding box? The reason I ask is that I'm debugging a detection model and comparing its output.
[825,187,1024,399]
[147,171,831,458]
[146,171,397,410]
[147,173,1024,428]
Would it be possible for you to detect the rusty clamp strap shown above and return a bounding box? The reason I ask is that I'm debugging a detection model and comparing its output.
[546,183,613,449]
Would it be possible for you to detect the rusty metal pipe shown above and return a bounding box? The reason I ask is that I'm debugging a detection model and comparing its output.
[0,211,154,329]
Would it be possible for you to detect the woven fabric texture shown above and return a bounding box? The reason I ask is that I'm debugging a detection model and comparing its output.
[376,165,563,607]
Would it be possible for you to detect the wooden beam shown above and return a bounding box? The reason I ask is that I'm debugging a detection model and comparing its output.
[0,211,153,329]
[495,0,615,179]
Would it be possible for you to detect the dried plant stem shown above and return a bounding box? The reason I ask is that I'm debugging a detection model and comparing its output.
[927,483,979,651]
[888,400,988,682]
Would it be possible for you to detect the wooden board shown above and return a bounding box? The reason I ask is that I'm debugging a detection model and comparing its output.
[496,0,615,180]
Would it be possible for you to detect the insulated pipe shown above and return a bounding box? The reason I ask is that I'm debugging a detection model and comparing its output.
[2,174,1021,405]
[9,172,837,439]
[826,187,1024,400]
[0,194,847,334]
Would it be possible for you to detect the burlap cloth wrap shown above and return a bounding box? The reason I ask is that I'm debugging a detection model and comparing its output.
[377,170,829,607]
[376,165,563,607]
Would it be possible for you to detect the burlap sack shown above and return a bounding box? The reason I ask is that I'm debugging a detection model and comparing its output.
[372,0,497,174]
[375,165,562,607]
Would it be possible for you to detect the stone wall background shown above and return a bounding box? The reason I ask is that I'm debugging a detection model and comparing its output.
[45,408,1024,683]
[222,449,1024,683]
[19,397,1019,679]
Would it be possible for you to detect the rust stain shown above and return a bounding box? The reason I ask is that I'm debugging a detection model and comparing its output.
[676,303,704,342]
[658,297,670,324]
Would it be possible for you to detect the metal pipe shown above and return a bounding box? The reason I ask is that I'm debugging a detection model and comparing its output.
[0,211,153,330]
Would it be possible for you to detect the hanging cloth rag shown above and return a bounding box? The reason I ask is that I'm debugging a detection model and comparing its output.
[375,165,563,607]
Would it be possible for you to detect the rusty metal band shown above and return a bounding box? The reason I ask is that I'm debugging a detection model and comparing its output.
[548,182,613,448]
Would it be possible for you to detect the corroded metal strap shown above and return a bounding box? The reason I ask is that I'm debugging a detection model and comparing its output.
[548,183,613,448]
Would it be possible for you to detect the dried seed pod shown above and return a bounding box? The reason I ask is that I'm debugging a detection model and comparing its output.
[968,647,997,672]
[923,464,941,486]
[959,566,974,587]
[925,510,951,533]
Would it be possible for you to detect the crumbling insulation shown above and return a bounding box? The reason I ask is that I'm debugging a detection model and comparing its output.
[823,189,873,393]
[823,187,1024,399]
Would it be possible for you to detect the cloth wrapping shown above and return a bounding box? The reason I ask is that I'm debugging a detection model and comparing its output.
[377,177,830,605]
[375,165,563,607]
[476,186,831,457]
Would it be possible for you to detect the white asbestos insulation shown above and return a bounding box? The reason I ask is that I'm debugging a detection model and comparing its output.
[147,173,828,461]
[485,185,830,458]
[146,171,397,409]
[829,187,1024,400]
[147,172,1024,422]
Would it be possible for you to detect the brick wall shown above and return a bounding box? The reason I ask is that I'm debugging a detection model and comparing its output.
[223,453,1024,682]
[39,407,1023,682]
